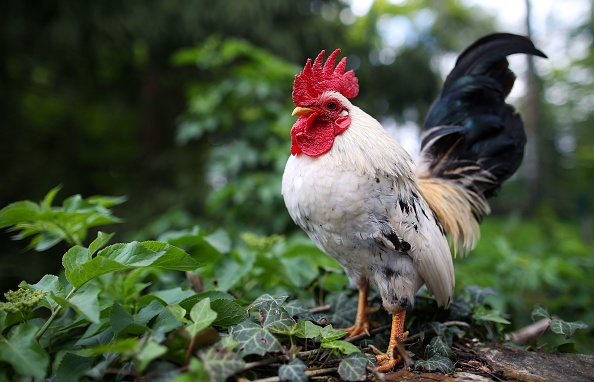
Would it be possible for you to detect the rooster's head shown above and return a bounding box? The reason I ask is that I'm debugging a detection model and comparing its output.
[290,49,359,157]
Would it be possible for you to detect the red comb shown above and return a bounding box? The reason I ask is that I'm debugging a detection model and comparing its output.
[292,49,359,105]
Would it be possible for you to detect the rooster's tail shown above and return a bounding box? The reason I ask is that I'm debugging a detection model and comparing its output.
[416,33,546,254]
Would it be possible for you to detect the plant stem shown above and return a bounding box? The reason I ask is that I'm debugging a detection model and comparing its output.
[35,287,77,340]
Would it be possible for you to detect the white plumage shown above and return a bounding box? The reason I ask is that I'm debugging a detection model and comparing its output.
[282,92,455,313]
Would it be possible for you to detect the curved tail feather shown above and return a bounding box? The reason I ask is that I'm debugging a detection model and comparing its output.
[416,33,547,254]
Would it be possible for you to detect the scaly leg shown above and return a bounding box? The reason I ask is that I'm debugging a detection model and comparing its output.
[343,280,379,337]
[369,309,408,372]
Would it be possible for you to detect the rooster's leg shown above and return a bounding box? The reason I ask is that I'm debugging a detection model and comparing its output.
[343,280,379,337]
[369,309,408,372]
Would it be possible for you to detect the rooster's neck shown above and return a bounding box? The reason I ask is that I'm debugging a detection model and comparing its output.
[326,105,415,185]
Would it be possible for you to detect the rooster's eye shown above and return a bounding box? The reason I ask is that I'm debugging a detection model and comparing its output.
[326,101,337,110]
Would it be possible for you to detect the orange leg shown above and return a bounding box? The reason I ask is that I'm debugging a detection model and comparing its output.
[343,281,379,337]
[369,309,408,372]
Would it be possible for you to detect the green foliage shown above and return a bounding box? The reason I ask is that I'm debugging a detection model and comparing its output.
[455,215,594,352]
[0,186,125,250]
[173,37,298,233]
[0,191,591,380]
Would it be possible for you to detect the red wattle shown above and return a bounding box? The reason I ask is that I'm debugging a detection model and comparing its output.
[290,114,334,157]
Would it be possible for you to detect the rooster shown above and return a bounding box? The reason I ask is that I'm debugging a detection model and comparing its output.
[282,33,546,371]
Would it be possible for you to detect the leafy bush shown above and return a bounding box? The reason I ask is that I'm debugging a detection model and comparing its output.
[0,190,589,380]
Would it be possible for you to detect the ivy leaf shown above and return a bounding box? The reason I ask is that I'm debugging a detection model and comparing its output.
[260,301,296,331]
[448,295,473,319]
[425,336,452,358]
[319,324,347,342]
[326,293,358,328]
[187,298,218,337]
[294,320,323,339]
[338,352,368,381]
[230,320,283,357]
[531,305,551,321]
[248,293,289,310]
[464,286,497,307]
[278,358,307,382]
[473,307,511,325]
[0,323,50,379]
[282,299,310,318]
[321,340,360,355]
[210,299,248,327]
[550,318,588,339]
[200,347,246,382]
[415,354,454,374]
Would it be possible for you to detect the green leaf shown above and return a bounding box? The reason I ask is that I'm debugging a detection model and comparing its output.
[52,283,101,323]
[278,358,307,382]
[200,347,246,382]
[142,241,205,270]
[425,336,452,358]
[110,301,147,337]
[167,304,188,324]
[204,229,232,254]
[149,287,196,306]
[294,320,323,339]
[23,274,66,310]
[172,358,210,382]
[136,341,167,373]
[88,231,115,256]
[230,320,283,357]
[64,241,200,287]
[41,185,62,211]
[87,337,139,355]
[319,324,347,342]
[63,245,91,275]
[338,352,368,381]
[56,353,96,382]
[531,305,551,321]
[152,306,184,333]
[415,354,454,373]
[187,298,218,337]
[320,340,359,355]
[210,299,248,327]
[214,253,253,292]
[473,307,511,325]
[136,300,168,325]
[260,301,295,331]
[248,293,289,310]
[550,318,588,339]
[0,323,49,379]
[0,201,40,229]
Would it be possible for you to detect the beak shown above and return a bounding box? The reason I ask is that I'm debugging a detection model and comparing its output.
[292,107,314,117]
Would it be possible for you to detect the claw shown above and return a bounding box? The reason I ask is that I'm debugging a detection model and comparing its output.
[343,310,379,337]
[368,310,408,372]
[342,281,378,338]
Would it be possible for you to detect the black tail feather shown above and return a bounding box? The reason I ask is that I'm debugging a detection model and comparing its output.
[420,33,546,199]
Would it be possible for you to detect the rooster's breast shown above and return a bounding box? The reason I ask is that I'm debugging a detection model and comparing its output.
[282,153,409,282]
